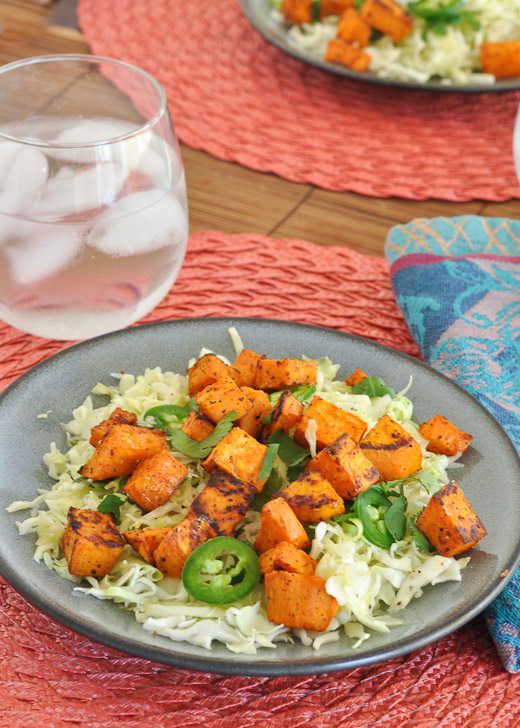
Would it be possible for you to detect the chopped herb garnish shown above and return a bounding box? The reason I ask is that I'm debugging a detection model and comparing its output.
[267,430,308,466]
[251,468,284,511]
[257,443,280,482]
[168,411,237,458]
[351,377,396,398]
[97,493,127,524]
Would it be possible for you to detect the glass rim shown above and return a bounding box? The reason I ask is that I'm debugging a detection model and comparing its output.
[0,53,168,148]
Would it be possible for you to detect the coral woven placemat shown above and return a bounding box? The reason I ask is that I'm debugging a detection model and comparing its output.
[1,231,519,727]
[76,0,520,202]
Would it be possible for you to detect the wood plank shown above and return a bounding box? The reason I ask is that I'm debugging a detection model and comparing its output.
[182,146,311,236]
[272,188,484,256]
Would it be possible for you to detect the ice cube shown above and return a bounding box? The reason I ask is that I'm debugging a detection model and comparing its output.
[30,161,126,220]
[88,189,188,256]
[5,222,84,285]
[51,119,134,163]
[0,145,49,215]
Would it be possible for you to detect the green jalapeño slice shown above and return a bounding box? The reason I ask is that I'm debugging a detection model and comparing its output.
[181,536,261,605]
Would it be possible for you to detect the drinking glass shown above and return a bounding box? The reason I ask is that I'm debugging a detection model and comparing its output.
[0,55,188,340]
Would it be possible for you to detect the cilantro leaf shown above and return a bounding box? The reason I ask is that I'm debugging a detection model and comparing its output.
[250,469,284,511]
[168,411,237,458]
[352,377,396,398]
[257,443,280,482]
[267,430,308,466]
[97,493,127,524]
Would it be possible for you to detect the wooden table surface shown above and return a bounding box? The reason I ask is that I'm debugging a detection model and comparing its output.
[2,0,519,257]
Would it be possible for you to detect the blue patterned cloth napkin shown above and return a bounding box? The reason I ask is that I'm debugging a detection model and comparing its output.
[385,215,520,673]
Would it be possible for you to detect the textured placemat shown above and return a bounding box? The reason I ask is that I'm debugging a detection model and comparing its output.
[76,0,520,201]
[0,231,518,727]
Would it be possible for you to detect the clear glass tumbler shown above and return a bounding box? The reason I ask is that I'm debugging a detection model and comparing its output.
[0,55,189,340]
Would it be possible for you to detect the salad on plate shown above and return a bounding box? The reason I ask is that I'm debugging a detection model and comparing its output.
[8,327,486,655]
[270,0,520,85]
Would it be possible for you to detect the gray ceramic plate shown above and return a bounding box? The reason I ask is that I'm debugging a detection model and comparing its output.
[0,317,519,676]
[240,0,520,93]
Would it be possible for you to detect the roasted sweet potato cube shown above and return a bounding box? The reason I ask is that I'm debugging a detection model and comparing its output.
[187,353,231,395]
[121,450,188,512]
[254,497,310,553]
[259,541,317,576]
[265,571,337,631]
[189,469,257,537]
[282,0,311,24]
[418,415,472,457]
[360,0,413,42]
[79,424,167,481]
[345,368,368,387]
[230,349,265,388]
[325,39,371,71]
[480,41,520,80]
[202,426,269,490]
[255,358,318,392]
[416,481,486,557]
[293,395,367,450]
[122,526,172,565]
[262,390,304,441]
[181,410,215,442]
[310,432,380,499]
[320,0,355,18]
[360,414,422,481]
[63,507,125,578]
[272,469,345,523]
[196,377,253,424]
[337,8,371,46]
[237,387,272,439]
[154,513,217,578]
[90,408,138,447]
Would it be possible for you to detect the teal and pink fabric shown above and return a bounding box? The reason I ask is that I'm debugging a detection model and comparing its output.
[386,215,520,673]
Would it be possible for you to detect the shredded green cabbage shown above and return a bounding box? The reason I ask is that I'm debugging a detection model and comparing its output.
[8,331,469,654]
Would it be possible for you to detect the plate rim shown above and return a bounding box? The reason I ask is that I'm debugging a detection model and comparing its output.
[1,315,519,677]
[239,0,520,94]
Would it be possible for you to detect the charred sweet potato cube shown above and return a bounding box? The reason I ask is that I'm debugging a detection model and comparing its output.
[272,469,345,523]
[264,571,337,631]
[320,0,355,17]
[90,408,138,447]
[254,497,310,554]
[418,415,473,457]
[480,41,520,80]
[121,450,188,512]
[259,541,317,576]
[202,426,269,491]
[262,390,304,441]
[196,377,253,424]
[325,39,371,70]
[310,432,380,499]
[337,8,371,46]
[79,424,167,481]
[416,481,486,557]
[181,410,215,442]
[237,387,272,439]
[360,414,422,481]
[63,507,125,578]
[255,358,318,392]
[345,368,368,387]
[122,526,172,565]
[187,353,231,395]
[360,0,413,42]
[230,349,265,388]
[189,469,257,537]
[293,395,367,450]
[282,0,311,24]
[154,513,217,578]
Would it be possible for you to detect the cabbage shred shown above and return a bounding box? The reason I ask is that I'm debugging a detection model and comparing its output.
[8,347,468,654]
